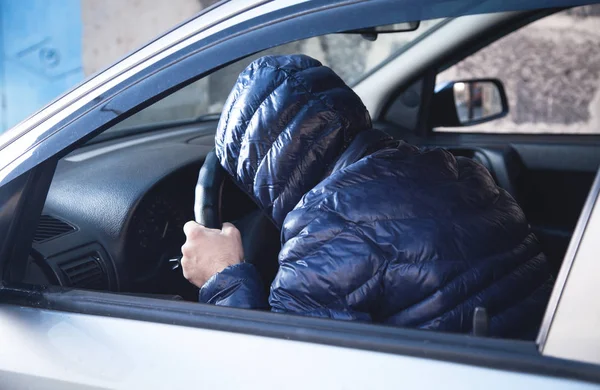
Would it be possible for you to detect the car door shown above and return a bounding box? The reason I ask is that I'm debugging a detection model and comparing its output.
[375,5,600,276]
[433,6,600,273]
[1,1,600,389]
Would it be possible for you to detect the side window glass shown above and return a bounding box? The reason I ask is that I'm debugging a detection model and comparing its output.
[435,5,600,134]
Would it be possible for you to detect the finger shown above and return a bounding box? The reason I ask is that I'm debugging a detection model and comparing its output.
[181,243,191,257]
[180,257,190,279]
[194,220,222,234]
[221,222,239,236]
[183,221,199,237]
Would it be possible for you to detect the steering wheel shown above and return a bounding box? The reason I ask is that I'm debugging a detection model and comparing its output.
[189,150,281,291]
[194,151,225,229]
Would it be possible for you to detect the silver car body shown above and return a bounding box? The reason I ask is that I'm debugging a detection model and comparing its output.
[0,303,596,390]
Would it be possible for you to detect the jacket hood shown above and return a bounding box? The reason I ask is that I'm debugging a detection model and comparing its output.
[215,55,372,227]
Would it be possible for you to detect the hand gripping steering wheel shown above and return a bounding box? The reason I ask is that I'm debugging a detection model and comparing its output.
[171,150,280,295]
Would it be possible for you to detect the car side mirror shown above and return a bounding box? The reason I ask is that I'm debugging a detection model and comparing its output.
[431,78,509,127]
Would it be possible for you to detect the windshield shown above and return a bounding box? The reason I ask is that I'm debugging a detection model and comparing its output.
[110,20,444,132]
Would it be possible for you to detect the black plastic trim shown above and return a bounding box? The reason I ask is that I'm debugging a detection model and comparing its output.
[1,160,58,282]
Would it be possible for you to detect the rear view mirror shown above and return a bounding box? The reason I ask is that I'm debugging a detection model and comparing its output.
[431,79,509,127]
[342,22,420,41]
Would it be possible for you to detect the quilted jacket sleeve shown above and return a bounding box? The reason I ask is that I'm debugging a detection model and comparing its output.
[199,263,269,309]
[199,203,381,322]
[198,213,377,323]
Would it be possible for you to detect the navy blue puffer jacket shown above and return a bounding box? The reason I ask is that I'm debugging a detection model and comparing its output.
[201,55,553,339]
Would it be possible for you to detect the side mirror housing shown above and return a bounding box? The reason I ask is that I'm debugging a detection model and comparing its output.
[431,78,509,127]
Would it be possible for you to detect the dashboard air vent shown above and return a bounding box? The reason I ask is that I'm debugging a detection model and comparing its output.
[58,254,107,290]
[33,215,75,243]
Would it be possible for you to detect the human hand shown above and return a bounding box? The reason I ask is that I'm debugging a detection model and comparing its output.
[181,221,244,288]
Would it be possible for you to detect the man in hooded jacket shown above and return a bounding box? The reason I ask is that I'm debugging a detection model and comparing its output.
[180,55,553,339]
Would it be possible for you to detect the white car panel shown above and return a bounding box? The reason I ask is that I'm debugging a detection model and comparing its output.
[0,304,596,390]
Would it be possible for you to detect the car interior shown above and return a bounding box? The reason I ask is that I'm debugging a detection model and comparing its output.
[15,7,600,337]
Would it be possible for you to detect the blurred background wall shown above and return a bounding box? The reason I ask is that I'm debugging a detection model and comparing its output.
[81,0,210,76]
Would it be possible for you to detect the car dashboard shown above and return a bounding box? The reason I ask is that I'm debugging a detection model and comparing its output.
[26,122,218,300]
